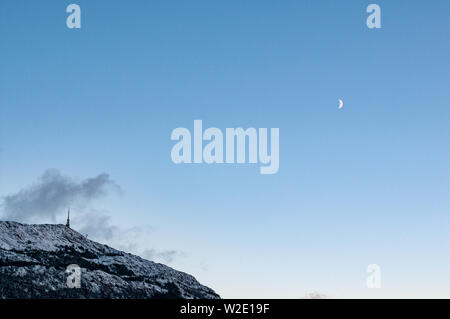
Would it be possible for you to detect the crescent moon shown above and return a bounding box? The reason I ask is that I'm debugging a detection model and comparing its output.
[338,99,344,109]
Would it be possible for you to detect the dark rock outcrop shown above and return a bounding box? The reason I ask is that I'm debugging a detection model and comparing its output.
[0,221,219,299]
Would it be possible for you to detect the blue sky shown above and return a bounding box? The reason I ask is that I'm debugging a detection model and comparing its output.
[1,0,449,298]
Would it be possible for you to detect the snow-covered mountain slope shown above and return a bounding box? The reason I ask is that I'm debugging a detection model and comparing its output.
[0,221,219,299]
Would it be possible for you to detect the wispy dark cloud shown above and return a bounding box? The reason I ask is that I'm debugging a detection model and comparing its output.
[1,169,119,223]
[75,212,119,241]
[76,215,184,264]
[1,169,184,264]
[141,249,185,264]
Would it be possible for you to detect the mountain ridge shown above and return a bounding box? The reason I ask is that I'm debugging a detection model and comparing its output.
[0,221,219,299]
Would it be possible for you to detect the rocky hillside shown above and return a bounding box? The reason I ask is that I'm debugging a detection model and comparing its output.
[0,221,219,299]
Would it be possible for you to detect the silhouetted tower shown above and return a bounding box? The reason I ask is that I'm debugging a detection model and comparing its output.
[66,208,70,228]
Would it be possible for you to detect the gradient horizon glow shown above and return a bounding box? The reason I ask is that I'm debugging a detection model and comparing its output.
[1,0,449,298]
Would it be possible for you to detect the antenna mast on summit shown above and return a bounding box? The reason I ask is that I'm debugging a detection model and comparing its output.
[66,208,70,228]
